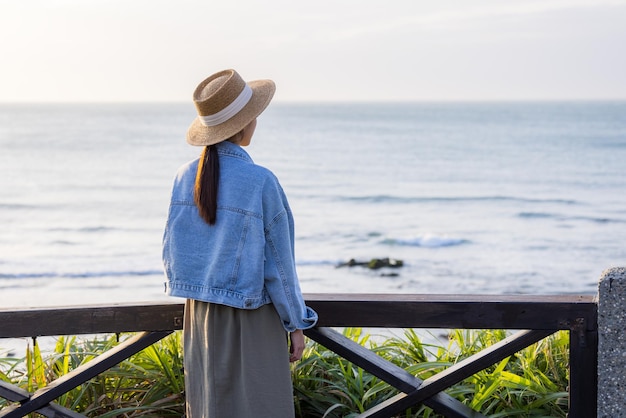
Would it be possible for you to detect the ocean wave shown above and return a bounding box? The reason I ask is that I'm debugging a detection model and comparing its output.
[518,212,624,224]
[0,203,38,210]
[49,240,79,246]
[0,269,164,280]
[296,259,338,266]
[48,226,118,233]
[338,195,579,205]
[381,235,467,248]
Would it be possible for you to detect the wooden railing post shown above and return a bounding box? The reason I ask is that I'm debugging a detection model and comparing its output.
[568,317,598,418]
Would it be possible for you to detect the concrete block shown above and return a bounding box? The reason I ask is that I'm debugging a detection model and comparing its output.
[598,267,626,418]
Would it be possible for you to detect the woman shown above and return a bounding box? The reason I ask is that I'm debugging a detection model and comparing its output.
[163,69,318,417]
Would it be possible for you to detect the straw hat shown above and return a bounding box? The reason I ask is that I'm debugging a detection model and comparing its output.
[186,69,276,146]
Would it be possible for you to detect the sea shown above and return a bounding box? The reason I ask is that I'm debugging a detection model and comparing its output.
[1,101,625,314]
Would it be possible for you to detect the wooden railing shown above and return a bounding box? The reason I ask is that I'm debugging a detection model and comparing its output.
[0,293,597,418]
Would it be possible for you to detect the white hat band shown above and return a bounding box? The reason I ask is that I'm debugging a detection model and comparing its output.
[199,84,253,127]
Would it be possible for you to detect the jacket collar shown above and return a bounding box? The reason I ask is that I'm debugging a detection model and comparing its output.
[215,140,253,163]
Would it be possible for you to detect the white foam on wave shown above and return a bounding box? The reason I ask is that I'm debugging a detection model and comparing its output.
[382,234,466,248]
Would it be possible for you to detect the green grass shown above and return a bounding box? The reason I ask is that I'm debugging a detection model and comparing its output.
[1,329,569,417]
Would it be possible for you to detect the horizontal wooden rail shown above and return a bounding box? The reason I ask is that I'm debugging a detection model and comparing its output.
[0,294,597,338]
[306,293,597,330]
[0,302,183,338]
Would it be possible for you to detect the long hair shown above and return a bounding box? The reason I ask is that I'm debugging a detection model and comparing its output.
[194,131,244,225]
[194,144,220,225]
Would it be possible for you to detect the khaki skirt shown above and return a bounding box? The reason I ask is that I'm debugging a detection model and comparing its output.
[183,299,295,418]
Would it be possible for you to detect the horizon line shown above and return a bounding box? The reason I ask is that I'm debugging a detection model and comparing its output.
[1,98,626,105]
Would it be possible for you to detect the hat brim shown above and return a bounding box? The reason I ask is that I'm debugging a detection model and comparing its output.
[186,79,276,146]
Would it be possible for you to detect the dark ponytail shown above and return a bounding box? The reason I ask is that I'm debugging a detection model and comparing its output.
[194,144,219,225]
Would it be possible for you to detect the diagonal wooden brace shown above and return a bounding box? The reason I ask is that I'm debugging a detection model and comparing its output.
[0,380,30,403]
[0,380,85,417]
[304,327,487,418]
[0,330,172,418]
[358,329,556,417]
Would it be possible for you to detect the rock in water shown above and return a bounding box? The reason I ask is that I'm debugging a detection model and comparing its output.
[337,257,404,270]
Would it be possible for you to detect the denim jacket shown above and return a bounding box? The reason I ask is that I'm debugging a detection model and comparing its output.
[163,141,318,332]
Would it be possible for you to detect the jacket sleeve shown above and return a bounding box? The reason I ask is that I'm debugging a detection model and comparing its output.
[262,177,318,332]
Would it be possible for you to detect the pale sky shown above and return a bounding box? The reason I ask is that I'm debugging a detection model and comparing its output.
[1,0,625,102]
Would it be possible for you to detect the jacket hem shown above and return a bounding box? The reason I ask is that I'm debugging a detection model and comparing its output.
[167,282,271,309]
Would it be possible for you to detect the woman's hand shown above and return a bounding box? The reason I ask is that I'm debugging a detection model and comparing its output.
[289,329,305,362]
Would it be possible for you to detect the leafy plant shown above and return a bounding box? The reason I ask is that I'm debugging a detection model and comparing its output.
[292,328,570,417]
[1,333,185,417]
[1,329,569,417]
